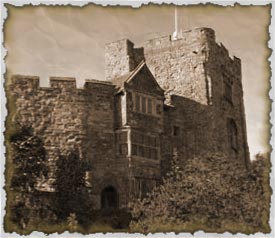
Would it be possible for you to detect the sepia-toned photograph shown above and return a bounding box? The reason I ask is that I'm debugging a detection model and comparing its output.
[1,1,273,236]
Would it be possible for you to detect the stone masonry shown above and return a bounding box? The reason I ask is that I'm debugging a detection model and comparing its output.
[9,27,250,209]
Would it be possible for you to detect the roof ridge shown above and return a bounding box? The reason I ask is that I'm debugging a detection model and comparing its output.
[112,60,146,95]
[125,60,146,83]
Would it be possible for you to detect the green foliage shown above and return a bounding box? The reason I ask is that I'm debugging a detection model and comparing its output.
[53,151,93,227]
[130,153,271,233]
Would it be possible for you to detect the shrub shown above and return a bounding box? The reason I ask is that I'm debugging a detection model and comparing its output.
[9,126,49,229]
[129,152,271,233]
[53,151,93,228]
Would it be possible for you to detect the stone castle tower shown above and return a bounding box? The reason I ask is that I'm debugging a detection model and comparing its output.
[10,27,250,209]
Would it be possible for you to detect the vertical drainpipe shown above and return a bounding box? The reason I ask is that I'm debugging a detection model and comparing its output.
[128,128,132,157]
[127,127,132,204]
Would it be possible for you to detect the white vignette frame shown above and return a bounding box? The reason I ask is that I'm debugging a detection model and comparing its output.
[0,0,274,238]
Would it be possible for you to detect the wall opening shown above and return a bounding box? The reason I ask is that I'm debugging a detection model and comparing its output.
[227,118,238,152]
[101,186,119,209]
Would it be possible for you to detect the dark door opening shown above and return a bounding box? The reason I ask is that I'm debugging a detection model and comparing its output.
[101,186,119,209]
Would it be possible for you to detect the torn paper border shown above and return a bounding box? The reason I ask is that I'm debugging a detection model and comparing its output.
[1,0,274,237]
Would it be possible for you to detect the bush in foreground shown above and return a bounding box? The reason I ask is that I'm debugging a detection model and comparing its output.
[129,153,271,233]
[8,126,49,230]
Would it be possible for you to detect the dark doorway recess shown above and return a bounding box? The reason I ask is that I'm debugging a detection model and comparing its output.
[101,186,119,209]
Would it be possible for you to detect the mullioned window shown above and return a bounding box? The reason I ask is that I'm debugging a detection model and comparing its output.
[131,131,158,160]
[132,92,162,116]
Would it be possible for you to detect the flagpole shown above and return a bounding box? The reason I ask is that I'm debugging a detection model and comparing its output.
[172,6,178,40]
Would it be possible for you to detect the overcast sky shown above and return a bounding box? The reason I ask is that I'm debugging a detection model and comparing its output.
[4,3,272,157]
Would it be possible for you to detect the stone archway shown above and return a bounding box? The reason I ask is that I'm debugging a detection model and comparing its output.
[101,186,119,209]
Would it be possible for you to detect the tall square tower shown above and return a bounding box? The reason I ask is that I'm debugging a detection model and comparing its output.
[105,27,250,168]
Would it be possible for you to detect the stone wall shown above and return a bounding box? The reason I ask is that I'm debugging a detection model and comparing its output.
[143,28,215,106]
[9,26,250,210]
[113,65,165,202]
[10,76,131,207]
[204,41,250,166]
[105,39,137,81]
[105,28,215,105]
[105,27,249,167]
[10,76,87,188]
[144,30,249,167]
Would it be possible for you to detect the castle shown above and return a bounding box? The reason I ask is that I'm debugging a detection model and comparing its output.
[10,27,250,209]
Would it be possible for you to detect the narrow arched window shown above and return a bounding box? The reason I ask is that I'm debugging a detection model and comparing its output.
[227,119,238,151]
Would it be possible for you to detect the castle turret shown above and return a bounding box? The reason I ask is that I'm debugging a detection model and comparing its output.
[143,27,216,105]
[105,39,136,80]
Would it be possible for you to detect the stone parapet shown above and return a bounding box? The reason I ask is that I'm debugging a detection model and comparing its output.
[11,75,116,92]
[143,27,216,51]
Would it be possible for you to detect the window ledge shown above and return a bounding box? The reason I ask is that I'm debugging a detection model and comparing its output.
[131,155,160,163]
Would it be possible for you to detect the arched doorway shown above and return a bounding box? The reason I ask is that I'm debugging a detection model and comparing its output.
[101,186,119,209]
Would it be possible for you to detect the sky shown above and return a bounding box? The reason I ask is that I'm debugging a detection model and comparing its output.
[3,3,272,157]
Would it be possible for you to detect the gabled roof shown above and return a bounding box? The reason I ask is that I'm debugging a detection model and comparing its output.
[112,60,164,95]
[125,60,147,84]
[111,72,132,89]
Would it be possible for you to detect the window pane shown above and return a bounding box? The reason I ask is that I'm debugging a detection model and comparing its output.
[141,135,144,145]
[119,144,128,155]
[148,148,151,158]
[227,119,238,151]
[132,131,138,143]
[150,148,157,159]
[135,95,140,112]
[141,180,148,198]
[144,135,150,145]
[148,98,152,114]
[173,126,180,136]
[138,146,144,157]
[132,144,138,155]
[144,147,150,158]
[135,133,142,144]
[150,136,156,147]
[142,97,146,113]
[119,131,127,142]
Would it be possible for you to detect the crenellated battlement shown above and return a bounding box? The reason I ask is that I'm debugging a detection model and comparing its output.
[9,26,250,205]
[49,77,76,89]
[11,75,115,92]
[11,75,40,89]
[143,27,216,50]
[105,27,217,81]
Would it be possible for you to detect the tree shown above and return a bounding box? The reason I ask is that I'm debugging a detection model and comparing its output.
[53,151,93,227]
[129,153,271,233]
[9,126,48,228]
